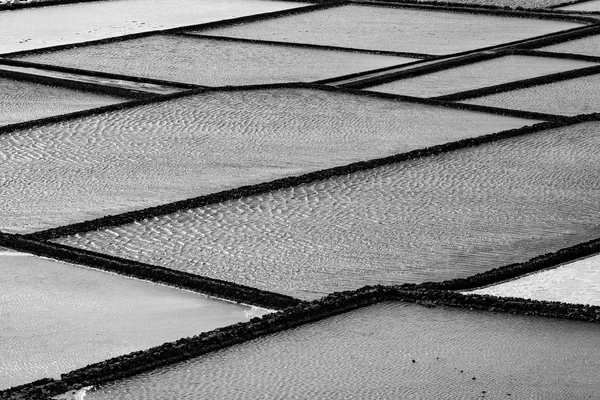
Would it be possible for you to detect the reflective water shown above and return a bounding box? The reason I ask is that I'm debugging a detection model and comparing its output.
[470,253,600,306]
[0,0,305,53]
[463,74,600,116]
[0,253,267,390]
[14,35,415,86]
[86,302,600,399]
[539,34,600,58]
[0,88,535,234]
[56,122,600,299]
[199,5,583,55]
[0,77,122,126]
[368,55,597,97]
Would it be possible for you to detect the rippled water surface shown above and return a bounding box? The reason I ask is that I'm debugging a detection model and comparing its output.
[86,302,600,399]
[0,254,266,390]
[0,0,305,53]
[57,122,600,299]
[14,35,415,86]
[0,88,535,234]
[538,35,600,57]
[558,0,600,11]
[470,254,600,306]
[367,55,597,97]
[462,74,600,116]
[0,77,122,126]
[199,5,583,55]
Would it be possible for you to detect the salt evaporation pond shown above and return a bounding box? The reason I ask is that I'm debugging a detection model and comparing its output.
[13,35,414,86]
[0,253,267,390]
[0,0,305,54]
[0,88,536,234]
[538,35,600,58]
[462,74,600,116]
[0,77,122,126]
[470,254,600,306]
[558,0,600,11]
[366,55,597,97]
[84,302,600,399]
[56,122,600,299]
[198,5,583,55]
[413,0,580,7]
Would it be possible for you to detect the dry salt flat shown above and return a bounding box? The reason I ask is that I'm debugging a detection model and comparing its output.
[469,254,600,306]
[365,55,597,97]
[11,35,416,86]
[0,0,305,54]
[197,5,584,55]
[0,252,268,389]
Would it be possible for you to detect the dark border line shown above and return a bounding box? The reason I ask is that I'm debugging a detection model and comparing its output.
[26,114,585,242]
[0,67,153,100]
[348,0,597,21]
[0,232,301,310]
[336,50,504,88]
[515,24,600,49]
[0,2,337,58]
[434,64,600,101]
[174,32,432,58]
[510,47,600,62]
[0,58,200,90]
[0,86,206,136]
[4,281,599,399]
[0,0,107,12]
[358,0,588,12]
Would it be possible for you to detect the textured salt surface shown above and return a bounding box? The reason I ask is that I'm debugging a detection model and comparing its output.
[538,35,600,57]
[0,0,304,53]
[367,55,597,97]
[414,0,579,7]
[470,254,600,306]
[0,88,535,234]
[462,74,600,115]
[0,254,267,390]
[0,77,122,126]
[199,5,583,55]
[14,35,415,86]
[56,122,600,299]
[86,302,600,399]
[558,0,600,11]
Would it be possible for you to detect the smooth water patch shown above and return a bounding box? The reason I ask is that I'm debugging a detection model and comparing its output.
[85,302,600,399]
[0,253,266,390]
[367,55,597,97]
[0,0,305,54]
[558,0,600,11]
[462,74,600,116]
[0,64,181,94]
[470,254,600,306]
[0,77,122,126]
[198,5,583,55]
[14,35,416,86]
[0,88,536,234]
[538,34,600,57]
[56,122,600,299]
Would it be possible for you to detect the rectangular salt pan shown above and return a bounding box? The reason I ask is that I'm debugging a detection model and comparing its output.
[198,5,583,55]
[0,253,266,390]
[469,253,600,306]
[0,88,537,234]
[55,122,600,299]
[538,35,600,58]
[0,77,122,126]
[13,35,415,86]
[84,303,600,399]
[367,55,597,98]
[0,0,305,54]
[462,74,600,116]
